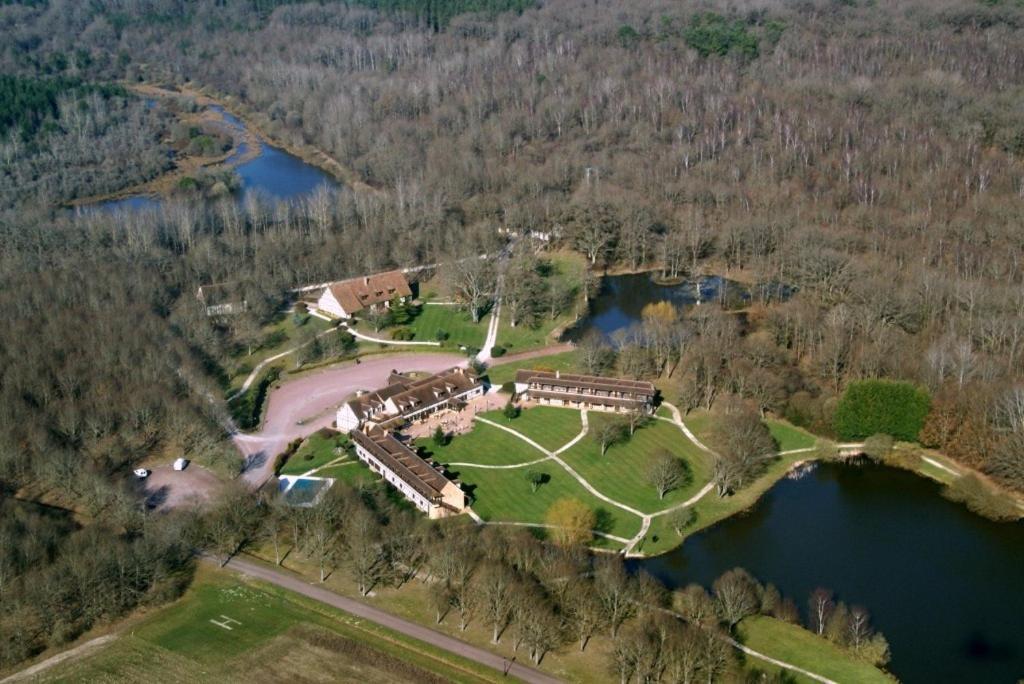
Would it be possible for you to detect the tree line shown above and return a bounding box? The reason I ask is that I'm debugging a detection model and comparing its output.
[202,476,891,680]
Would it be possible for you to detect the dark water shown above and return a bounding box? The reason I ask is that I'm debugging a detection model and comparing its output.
[636,462,1024,683]
[569,272,754,342]
[90,105,336,213]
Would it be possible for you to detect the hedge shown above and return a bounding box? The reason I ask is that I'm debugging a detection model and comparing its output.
[834,379,930,442]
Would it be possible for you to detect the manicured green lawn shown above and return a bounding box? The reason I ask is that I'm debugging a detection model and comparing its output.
[768,419,818,452]
[557,414,714,515]
[486,350,580,387]
[279,430,348,475]
[405,304,489,349]
[417,422,546,466]
[495,252,588,354]
[455,464,643,542]
[316,461,379,487]
[480,406,583,451]
[737,616,894,684]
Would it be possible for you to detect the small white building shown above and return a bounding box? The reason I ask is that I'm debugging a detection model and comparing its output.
[337,367,485,431]
[196,283,247,317]
[316,270,412,319]
[349,427,466,518]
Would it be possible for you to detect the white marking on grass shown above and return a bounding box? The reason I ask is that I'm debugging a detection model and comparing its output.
[210,615,242,631]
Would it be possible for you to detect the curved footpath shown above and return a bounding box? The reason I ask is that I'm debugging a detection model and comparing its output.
[220,556,560,684]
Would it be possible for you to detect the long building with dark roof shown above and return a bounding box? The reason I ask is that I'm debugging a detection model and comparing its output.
[349,427,466,518]
[336,366,484,430]
[513,369,655,414]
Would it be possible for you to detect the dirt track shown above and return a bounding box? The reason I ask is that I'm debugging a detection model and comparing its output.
[234,353,466,488]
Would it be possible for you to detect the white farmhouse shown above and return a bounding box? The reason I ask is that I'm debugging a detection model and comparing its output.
[316,270,412,319]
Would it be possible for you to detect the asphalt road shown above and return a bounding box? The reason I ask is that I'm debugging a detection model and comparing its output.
[220,556,562,684]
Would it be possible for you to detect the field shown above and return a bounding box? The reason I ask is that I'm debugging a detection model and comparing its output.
[486,350,580,386]
[479,406,583,451]
[406,304,489,349]
[737,616,895,684]
[36,568,499,684]
[279,429,348,475]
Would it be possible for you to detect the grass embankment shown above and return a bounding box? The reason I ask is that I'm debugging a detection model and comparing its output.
[496,251,588,354]
[487,350,580,386]
[36,567,499,684]
[737,616,895,684]
[279,429,349,476]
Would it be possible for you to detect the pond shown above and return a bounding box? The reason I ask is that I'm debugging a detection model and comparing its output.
[636,461,1024,683]
[568,272,782,343]
[89,104,337,213]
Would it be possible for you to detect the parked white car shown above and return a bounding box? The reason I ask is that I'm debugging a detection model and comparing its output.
[172,458,189,471]
[133,468,150,479]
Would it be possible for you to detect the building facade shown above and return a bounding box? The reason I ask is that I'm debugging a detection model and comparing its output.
[514,369,655,414]
[337,366,484,431]
[349,427,466,518]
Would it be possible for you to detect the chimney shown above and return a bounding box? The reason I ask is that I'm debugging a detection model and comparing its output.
[364,276,370,286]
[556,370,560,379]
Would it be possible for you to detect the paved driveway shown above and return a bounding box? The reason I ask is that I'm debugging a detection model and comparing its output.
[234,352,466,488]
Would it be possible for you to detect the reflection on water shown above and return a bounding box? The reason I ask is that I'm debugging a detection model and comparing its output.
[87,104,337,213]
[568,272,787,343]
[636,462,1024,683]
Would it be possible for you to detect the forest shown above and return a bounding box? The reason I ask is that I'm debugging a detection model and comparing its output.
[1,0,1023,675]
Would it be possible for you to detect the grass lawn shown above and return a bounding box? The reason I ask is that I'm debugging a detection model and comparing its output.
[279,429,348,475]
[768,419,818,452]
[455,464,643,543]
[495,251,588,354]
[557,414,714,515]
[40,567,497,684]
[480,406,583,451]
[737,616,894,683]
[418,421,547,466]
[316,461,379,487]
[405,304,489,349]
[486,350,580,387]
[682,410,817,453]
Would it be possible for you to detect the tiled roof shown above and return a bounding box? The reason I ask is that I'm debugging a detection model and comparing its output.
[325,270,412,314]
[514,369,655,397]
[350,427,451,500]
[344,367,481,422]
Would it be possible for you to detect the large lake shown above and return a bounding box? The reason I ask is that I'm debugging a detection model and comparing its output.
[636,462,1024,683]
[90,105,337,213]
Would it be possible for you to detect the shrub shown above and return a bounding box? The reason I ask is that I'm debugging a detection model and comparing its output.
[943,475,1021,522]
[490,345,506,357]
[834,380,930,442]
[435,329,450,342]
[391,327,416,341]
